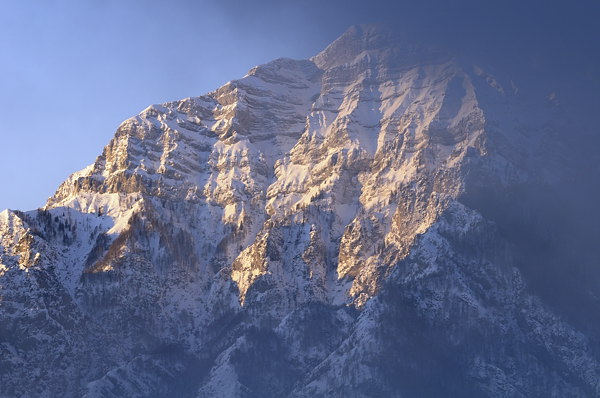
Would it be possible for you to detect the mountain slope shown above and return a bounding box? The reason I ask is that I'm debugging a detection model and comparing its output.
[1,25,599,397]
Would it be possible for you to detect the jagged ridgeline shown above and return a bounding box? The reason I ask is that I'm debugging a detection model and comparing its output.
[1,25,599,397]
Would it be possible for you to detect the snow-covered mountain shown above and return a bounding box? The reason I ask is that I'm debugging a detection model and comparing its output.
[1,25,600,397]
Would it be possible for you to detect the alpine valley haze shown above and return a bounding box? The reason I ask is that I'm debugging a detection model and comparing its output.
[1,25,600,397]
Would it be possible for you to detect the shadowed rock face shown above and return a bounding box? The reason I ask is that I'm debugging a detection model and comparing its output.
[1,25,599,397]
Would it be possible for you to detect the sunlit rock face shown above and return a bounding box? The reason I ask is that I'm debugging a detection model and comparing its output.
[1,25,600,397]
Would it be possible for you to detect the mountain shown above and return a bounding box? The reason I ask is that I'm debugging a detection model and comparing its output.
[1,24,600,397]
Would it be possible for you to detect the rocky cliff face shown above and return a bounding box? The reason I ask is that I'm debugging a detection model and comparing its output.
[1,25,600,397]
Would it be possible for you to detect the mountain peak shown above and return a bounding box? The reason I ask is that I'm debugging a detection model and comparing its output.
[312,24,449,69]
[1,23,599,398]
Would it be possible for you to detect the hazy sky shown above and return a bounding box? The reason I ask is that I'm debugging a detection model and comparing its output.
[1,0,598,211]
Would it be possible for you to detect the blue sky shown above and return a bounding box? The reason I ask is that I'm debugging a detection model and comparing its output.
[1,0,598,211]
